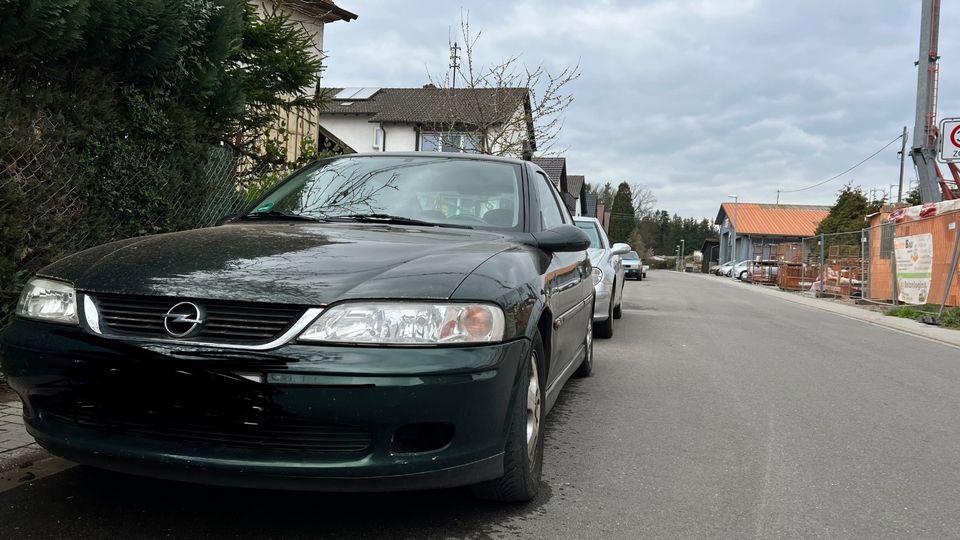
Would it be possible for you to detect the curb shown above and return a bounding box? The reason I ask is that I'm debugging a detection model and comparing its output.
[687,272,960,349]
[0,444,49,474]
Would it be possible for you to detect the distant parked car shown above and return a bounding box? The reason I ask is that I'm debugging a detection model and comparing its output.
[716,261,736,276]
[732,259,753,280]
[574,217,627,339]
[621,250,643,280]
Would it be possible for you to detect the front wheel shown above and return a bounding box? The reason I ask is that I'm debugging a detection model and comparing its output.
[593,291,614,339]
[471,331,545,502]
[575,306,594,377]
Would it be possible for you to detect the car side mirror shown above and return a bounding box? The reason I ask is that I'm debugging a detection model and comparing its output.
[611,243,630,255]
[532,225,591,253]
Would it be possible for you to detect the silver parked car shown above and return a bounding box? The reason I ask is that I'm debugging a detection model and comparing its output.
[573,217,628,339]
[622,250,644,280]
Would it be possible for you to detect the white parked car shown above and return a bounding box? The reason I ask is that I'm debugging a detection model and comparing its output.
[573,217,628,339]
[731,259,752,280]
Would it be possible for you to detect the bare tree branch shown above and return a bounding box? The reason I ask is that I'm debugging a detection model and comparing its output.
[425,11,580,159]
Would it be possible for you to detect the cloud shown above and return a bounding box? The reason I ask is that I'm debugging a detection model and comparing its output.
[323,0,958,219]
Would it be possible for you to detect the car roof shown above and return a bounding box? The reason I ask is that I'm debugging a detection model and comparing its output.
[341,152,529,166]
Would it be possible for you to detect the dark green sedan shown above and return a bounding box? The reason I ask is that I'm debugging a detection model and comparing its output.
[1,153,595,501]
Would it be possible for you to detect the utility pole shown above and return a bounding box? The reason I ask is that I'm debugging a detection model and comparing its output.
[680,239,685,272]
[727,195,738,263]
[898,126,908,202]
[911,0,944,203]
[449,42,461,88]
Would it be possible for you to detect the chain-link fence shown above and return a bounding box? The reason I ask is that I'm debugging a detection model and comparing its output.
[735,206,960,325]
[0,116,297,335]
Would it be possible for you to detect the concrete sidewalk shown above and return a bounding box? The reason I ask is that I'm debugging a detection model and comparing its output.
[0,391,46,473]
[691,272,960,349]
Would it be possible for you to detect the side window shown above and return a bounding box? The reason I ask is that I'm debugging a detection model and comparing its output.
[534,172,566,230]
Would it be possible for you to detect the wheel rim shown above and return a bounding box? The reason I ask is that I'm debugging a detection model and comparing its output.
[585,315,593,367]
[526,353,541,463]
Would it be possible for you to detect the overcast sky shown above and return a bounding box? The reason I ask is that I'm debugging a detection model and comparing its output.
[322,0,960,221]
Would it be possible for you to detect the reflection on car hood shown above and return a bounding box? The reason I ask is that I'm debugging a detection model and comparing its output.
[585,248,609,266]
[39,223,518,305]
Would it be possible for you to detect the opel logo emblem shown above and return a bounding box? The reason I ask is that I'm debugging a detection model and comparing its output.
[163,302,205,338]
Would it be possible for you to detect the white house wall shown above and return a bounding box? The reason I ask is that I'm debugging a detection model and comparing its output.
[382,124,417,152]
[318,116,380,152]
[255,1,325,52]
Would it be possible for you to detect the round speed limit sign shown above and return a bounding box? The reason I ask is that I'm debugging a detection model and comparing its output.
[940,118,960,162]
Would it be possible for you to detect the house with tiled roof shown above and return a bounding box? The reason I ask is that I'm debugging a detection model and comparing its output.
[566,175,586,217]
[715,202,831,263]
[257,1,357,163]
[530,158,588,216]
[316,86,536,159]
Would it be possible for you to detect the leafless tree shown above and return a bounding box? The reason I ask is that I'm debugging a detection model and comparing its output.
[630,183,657,219]
[426,12,580,158]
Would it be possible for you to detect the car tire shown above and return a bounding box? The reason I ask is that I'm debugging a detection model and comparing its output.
[574,305,594,378]
[593,293,614,339]
[613,295,623,319]
[739,270,748,280]
[471,330,545,502]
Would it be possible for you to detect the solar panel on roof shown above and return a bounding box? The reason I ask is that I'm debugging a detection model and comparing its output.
[351,87,380,100]
[333,87,379,100]
[334,87,362,99]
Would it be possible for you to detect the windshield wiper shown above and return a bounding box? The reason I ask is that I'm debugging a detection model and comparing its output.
[328,213,472,229]
[240,211,325,223]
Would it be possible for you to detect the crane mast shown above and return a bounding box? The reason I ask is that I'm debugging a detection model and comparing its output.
[912,0,943,203]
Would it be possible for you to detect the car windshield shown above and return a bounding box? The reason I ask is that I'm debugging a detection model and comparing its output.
[573,221,602,248]
[248,156,523,229]
[622,251,640,260]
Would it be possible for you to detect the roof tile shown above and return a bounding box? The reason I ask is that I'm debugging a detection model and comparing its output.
[320,87,529,125]
[717,203,831,237]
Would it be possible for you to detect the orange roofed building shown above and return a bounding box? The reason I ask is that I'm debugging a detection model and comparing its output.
[714,203,831,263]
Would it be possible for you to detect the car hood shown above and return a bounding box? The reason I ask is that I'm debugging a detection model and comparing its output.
[585,248,610,267]
[39,223,520,305]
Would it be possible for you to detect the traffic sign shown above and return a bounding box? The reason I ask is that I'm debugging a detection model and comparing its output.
[939,118,960,162]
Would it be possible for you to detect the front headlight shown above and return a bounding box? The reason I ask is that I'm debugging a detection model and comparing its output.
[298,302,506,345]
[16,278,79,325]
[591,267,603,285]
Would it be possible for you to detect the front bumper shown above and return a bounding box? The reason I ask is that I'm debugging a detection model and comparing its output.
[593,279,613,321]
[0,319,528,491]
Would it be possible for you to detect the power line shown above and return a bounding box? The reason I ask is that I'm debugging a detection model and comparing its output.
[777,133,905,200]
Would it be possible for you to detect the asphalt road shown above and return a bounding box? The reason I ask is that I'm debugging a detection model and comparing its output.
[3,271,960,539]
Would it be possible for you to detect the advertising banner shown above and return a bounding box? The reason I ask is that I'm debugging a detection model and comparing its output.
[894,233,934,305]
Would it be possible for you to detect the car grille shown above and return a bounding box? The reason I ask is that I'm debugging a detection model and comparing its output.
[42,400,374,454]
[94,293,306,344]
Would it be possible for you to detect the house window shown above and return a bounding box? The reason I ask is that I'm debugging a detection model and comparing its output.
[420,132,480,153]
[373,127,384,150]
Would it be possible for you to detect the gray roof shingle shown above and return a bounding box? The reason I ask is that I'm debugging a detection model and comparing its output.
[531,157,566,187]
[567,175,585,199]
[320,87,530,125]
